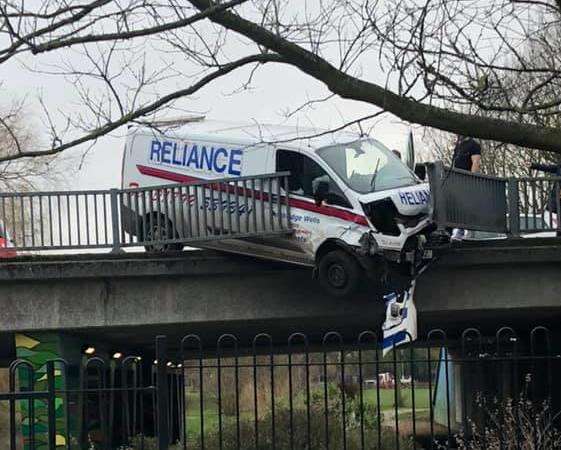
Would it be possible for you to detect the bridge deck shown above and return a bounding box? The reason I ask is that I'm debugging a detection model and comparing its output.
[418,237,561,335]
[0,239,559,352]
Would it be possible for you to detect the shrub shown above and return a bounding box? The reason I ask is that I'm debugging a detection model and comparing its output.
[120,435,181,450]
[189,382,409,450]
[454,393,561,450]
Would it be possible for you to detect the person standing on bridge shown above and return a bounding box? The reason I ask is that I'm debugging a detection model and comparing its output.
[451,135,482,240]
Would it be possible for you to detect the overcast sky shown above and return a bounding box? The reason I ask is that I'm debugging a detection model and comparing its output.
[0,14,427,193]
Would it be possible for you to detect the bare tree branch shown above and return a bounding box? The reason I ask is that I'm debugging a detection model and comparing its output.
[187,0,561,154]
[31,0,248,54]
[0,53,286,163]
[0,0,113,64]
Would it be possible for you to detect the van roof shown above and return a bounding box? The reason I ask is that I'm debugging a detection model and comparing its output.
[131,119,364,150]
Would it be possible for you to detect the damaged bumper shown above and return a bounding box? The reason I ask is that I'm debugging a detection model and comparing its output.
[357,230,432,267]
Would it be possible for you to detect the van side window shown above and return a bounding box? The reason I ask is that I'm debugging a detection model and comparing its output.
[277,150,351,208]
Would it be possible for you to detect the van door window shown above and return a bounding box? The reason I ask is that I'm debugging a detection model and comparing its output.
[277,150,351,208]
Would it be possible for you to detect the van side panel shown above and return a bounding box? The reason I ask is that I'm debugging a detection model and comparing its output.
[121,130,276,240]
[124,132,274,188]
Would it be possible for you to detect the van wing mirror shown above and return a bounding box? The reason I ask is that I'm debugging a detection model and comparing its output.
[313,180,330,206]
[414,163,426,181]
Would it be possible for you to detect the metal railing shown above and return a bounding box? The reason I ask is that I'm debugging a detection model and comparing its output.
[3,325,560,449]
[428,161,561,237]
[511,176,561,235]
[0,172,292,252]
[427,161,508,233]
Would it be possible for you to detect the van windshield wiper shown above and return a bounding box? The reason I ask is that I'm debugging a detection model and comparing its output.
[369,158,381,191]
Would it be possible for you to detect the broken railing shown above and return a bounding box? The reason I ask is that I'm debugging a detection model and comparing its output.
[0,172,292,252]
[428,161,561,237]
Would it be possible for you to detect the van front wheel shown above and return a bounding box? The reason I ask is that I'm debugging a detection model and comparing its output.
[318,249,362,298]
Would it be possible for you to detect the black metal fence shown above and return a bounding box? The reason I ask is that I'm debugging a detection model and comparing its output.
[3,326,561,449]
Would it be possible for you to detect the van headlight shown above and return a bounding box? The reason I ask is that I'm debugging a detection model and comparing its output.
[361,198,401,236]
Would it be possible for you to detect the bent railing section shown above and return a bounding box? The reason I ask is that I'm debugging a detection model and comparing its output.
[427,162,508,233]
[0,172,291,252]
[428,161,561,237]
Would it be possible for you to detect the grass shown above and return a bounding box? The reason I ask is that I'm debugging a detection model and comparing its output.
[363,386,431,411]
[184,386,431,436]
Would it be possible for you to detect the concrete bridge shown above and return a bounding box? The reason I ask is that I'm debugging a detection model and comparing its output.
[1,238,560,358]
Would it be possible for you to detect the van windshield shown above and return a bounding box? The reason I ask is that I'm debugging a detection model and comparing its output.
[317,139,417,194]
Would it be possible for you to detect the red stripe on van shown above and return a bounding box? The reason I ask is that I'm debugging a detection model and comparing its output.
[136,165,369,226]
[288,197,369,226]
[137,165,200,184]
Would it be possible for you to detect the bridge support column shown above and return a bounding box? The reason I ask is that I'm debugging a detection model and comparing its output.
[432,340,561,442]
[433,347,512,434]
[14,332,83,449]
[433,348,463,433]
[13,331,163,449]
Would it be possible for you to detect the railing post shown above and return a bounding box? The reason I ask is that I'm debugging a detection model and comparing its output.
[508,178,520,237]
[427,161,447,231]
[555,178,561,237]
[284,174,291,230]
[46,361,57,450]
[110,189,122,253]
[156,336,169,450]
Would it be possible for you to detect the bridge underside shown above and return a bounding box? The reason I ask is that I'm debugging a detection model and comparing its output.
[417,239,561,336]
[0,239,560,355]
[0,251,385,355]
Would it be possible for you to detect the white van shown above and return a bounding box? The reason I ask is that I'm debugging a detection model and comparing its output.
[121,120,432,296]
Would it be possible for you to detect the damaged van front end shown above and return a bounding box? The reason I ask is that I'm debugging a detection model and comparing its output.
[359,183,432,268]
[315,138,433,293]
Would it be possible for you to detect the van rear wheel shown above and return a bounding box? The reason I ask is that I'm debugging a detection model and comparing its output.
[318,249,362,298]
[144,215,183,253]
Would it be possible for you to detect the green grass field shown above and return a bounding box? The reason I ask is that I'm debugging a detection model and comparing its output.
[363,386,431,411]
[184,387,432,436]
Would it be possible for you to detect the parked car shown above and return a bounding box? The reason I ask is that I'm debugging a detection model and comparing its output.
[0,222,17,258]
[466,214,557,240]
